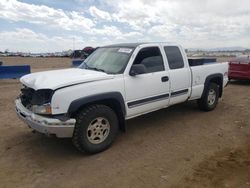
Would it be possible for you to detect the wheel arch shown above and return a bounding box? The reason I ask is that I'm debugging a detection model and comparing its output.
[67,92,126,132]
[203,73,223,98]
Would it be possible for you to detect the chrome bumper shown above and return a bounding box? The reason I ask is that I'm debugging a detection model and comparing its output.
[15,99,75,138]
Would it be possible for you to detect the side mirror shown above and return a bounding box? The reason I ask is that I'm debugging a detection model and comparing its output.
[129,64,147,76]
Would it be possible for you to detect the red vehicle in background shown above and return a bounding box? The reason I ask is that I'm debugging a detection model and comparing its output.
[229,55,250,80]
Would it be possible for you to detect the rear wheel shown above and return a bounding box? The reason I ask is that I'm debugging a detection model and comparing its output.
[72,104,118,154]
[198,83,219,111]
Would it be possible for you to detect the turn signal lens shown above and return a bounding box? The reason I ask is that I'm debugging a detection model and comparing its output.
[32,104,52,115]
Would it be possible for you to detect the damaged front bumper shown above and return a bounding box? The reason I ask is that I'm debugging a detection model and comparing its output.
[15,99,75,138]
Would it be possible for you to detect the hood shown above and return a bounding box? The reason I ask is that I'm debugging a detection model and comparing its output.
[20,68,114,90]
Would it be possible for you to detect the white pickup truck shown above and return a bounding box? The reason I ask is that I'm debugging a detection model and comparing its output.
[15,43,229,153]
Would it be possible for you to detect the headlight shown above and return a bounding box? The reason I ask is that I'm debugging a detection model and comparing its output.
[32,89,54,105]
[31,89,54,114]
[32,103,52,114]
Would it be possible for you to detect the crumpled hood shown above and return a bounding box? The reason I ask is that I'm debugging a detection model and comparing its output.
[20,68,114,90]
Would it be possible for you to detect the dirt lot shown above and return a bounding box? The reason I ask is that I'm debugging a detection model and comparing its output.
[0,57,249,188]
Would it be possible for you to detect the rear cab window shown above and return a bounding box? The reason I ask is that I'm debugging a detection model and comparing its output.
[164,46,184,69]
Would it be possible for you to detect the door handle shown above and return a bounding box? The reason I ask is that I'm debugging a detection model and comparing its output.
[161,76,169,82]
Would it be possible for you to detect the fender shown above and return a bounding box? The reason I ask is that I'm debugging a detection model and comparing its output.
[202,73,223,98]
[67,92,126,131]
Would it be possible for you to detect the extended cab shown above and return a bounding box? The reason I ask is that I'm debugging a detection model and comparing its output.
[15,43,229,153]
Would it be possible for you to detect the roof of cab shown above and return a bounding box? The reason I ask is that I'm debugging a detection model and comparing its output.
[104,43,145,48]
[103,42,179,48]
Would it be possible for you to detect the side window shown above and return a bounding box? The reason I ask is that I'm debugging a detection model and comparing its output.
[133,47,164,74]
[164,46,184,69]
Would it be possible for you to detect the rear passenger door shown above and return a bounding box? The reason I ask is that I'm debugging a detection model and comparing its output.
[124,46,170,118]
[163,46,191,105]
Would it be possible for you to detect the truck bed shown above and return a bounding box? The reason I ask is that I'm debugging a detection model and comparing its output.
[188,58,217,66]
[189,62,229,100]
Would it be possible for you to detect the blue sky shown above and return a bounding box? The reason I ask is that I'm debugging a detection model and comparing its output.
[0,0,250,52]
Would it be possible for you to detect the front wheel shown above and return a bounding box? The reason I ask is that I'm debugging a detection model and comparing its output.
[198,83,219,111]
[72,104,118,154]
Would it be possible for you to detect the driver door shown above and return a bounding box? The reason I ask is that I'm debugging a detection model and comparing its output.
[124,46,170,118]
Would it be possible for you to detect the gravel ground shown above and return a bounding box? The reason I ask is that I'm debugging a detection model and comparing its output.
[0,57,249,188]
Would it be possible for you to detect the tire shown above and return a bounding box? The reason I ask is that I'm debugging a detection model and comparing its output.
[198,83,219,111]
[72,104,118,154]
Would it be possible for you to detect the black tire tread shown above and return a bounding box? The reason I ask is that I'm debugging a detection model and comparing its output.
[72,104,118,154]
[72,105,96,153]
[198,82,219,111]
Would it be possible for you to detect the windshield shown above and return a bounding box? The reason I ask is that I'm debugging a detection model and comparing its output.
[79,47,134,74]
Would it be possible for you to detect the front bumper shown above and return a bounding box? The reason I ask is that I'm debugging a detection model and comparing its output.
[15,99,75,138]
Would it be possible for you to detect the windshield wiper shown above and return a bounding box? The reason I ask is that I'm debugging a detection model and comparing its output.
[82,62,108,73]
[87,66,107,73]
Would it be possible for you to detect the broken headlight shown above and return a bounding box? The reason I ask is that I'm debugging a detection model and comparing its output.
[30,89,54,115]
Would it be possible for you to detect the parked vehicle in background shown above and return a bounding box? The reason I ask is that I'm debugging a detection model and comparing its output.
[70,50,84,59]
[71,47,97,67]
[229,55,250,80]
[83,46,96,54]
[15,42,229,154]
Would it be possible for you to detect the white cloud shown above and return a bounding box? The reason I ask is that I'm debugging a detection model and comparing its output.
[0,28,144,52]
[89,6,111,21]
[0,28,86,52]
[0,1,139,39]
[92,25,122,36]
[112,0,160,31]
[107,0,250,48]
[0,0,250,51]
[115,31,143,41]
[109,0,250,31]
[0,0,95,31]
